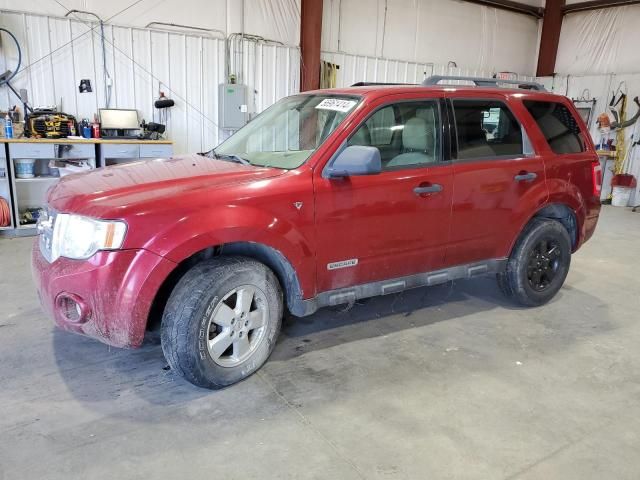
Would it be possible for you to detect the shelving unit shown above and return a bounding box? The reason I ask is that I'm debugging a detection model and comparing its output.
[15,177,60,183]
[8,142,97,230]
[0,138,173,235]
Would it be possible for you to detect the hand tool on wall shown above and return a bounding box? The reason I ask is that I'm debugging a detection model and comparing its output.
[610,96,640,130]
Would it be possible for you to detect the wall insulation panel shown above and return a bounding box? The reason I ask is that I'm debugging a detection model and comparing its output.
[322,0,541,76]
[556,5,640,76]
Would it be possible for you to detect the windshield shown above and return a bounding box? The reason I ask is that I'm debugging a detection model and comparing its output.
[213,94,360,169]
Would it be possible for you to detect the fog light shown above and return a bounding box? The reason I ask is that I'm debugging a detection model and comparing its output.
[56,293,90,323]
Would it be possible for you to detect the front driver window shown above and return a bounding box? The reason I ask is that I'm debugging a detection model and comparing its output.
[347,101,441,170]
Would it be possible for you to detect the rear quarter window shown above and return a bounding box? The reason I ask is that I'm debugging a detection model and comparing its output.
[524,100,585,154]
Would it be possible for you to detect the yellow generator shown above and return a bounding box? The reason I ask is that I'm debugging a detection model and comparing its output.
[26,111,78,139]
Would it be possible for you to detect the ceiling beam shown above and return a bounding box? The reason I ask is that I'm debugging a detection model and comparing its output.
[461,0,544,18]
[563,0,640,14]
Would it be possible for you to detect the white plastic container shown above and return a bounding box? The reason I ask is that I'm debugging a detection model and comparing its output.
[15,159,36,179]
[611,186,632,207]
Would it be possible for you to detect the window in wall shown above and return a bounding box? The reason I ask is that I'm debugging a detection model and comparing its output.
[347,101,440,169]
[452,99,523,159]
[524,100,585,154]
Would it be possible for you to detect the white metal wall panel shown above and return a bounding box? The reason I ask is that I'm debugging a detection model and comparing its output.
[49,17,79,114]
[112,26,136,110]
[70,20,99,119]
[322,51,535,88]
[131,28,154,126]
[1,10,300,154]
[185,35,203,153]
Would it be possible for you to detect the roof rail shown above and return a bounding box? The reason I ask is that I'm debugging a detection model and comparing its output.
[422,75,546,91]
[351,82,413,87]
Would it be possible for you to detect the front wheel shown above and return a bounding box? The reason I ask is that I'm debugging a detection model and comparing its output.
[497,218,572,307]
[161,257,283,389]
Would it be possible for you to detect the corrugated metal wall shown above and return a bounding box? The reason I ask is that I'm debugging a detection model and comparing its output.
[321,51,536,87]
[0,9,300,154]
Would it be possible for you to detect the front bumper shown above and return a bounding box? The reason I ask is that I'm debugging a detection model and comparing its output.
[32,242,176,348]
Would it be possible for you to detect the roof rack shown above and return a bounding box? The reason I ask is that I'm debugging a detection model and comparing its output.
[422,75,546,91]
[350,82,411,87]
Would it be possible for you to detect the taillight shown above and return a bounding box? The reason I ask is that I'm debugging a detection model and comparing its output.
[591,160,602,197]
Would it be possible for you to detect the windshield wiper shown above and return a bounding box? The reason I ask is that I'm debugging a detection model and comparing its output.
[204,148,251,166]
[220,153,251,166]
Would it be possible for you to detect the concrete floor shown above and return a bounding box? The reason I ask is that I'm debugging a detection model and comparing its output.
[1,206,639,479]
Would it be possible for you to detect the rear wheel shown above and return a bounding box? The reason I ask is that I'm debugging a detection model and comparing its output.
[161,256,283,389]
[498,218,571,307]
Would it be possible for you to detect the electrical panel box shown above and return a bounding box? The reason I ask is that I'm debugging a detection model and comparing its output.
[218,84,248,130]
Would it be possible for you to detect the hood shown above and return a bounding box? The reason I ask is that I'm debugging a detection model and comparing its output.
[48,154,286,216]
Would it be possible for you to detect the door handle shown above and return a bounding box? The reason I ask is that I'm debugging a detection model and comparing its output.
[413,184,443,195]
[514,172,537,182]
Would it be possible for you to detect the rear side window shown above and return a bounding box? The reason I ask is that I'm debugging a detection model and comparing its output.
[452,100,523,159]
[524,100,585,154]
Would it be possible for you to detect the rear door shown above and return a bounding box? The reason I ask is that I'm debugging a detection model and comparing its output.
[313,93,454,293]
[445,94,548,265]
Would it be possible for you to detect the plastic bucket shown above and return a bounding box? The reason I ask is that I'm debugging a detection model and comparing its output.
[611,186,632,207]
[15,159,36,178]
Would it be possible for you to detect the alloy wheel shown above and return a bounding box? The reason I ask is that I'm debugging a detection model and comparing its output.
[206,285,268,367]
[526,238,562,291]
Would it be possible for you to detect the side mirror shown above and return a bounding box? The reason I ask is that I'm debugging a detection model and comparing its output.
[325,145,382,178]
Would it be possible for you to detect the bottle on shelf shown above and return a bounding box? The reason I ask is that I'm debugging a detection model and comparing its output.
[91,115,101,139]
[4,112,13,139]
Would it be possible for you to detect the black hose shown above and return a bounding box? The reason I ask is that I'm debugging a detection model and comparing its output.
[0,28,22,86]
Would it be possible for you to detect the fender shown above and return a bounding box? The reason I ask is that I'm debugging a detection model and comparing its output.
[507,185,584,256]
[545,179,588,249]
[140,203,317,314]
[545,180,586,224]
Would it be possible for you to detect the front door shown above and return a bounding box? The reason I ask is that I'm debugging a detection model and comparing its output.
[314,96,453,293]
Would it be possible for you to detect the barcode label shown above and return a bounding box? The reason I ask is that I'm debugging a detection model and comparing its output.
[316,99,357,113]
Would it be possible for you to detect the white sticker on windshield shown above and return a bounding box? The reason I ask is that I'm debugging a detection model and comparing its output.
[315,98,357,113]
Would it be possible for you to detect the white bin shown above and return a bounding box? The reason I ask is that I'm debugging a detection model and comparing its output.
[15,158,36,178]
[611,186,632,207]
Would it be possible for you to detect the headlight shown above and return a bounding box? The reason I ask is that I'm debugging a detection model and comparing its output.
[51,214,127,261]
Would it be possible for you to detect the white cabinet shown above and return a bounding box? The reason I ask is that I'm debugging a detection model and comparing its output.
[139,144,173,158]
[100,142,173,166]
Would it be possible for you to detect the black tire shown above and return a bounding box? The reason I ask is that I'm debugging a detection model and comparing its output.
[497,218,571,307]
[161,256,283,389]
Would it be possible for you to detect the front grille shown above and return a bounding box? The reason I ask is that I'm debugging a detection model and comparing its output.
[37,208,57,263]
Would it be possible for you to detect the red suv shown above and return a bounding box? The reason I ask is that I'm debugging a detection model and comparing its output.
[32,76,602,389]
